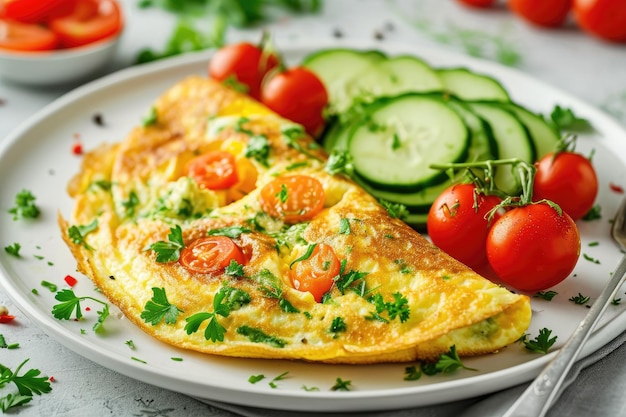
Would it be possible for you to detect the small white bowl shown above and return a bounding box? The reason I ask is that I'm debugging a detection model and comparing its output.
[0,34,122,86]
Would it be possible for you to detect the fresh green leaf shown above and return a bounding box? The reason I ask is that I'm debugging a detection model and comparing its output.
[569,292,591,305]
[338,218,351,235]
[67,219,98,250]
[245,135,271,167]
[534,291,558,301]
[236,325,286,348]
[224,259,246,277]
[149,225,185,262]
[208,225,252,238]
[421,346,475,375]
[325,150,354,177]
[0,359,52,397]
[121,190,140,217]
[4,243,21,257]
[248,374,265,384]
[140,287,184,325]
[403,365,422,381]
[550,105,593,132]
[51,289,110,332]
[142,106,158,126]
[523,328,557,354]
[289,243,317,268]
[0,393,33,412]
[330,377,351,391]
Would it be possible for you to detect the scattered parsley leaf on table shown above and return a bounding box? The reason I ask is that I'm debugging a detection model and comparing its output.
[0,359,51,412]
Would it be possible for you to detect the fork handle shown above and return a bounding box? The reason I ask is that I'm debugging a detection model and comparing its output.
[502,254,626,417]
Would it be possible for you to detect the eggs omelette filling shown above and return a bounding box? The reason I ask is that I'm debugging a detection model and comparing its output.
[59,76,531,364]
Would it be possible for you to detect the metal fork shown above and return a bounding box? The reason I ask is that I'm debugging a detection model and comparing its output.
[502,197,626,417]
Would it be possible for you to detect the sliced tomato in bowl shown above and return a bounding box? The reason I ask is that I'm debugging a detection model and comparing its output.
[0,19,59,51]
[48,0,122,48]
[0,0,73,23]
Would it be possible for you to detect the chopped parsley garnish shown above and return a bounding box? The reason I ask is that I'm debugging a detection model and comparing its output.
[339,218,351,235]
[268,371,289,388]
[40,281,57,292]
[289,243,317,268]
[4,243,21,257]
[334,262,369,296]
[148,225,185,262]
[404,365,421,381]
[277,183,288,203]
[569,292,591,305]
[330,316,347,335]
[549,105,593,132]
[142,106,158,126]
[281,125,323,161]
[51,289,110,333]
[67,219,98,250]
[421,345,475,375]
[582,253,600,264]
[253,269,299,313]
[366,292,410,323]
[377,199,409,220]
[522,328,557,354]
[125,340,136,350]
[330,377,352,391]
[612,298,622,305]
[207,225,251,238]
[140,287,183,325]
[89,179,113,192]
[582,205,601,221]
[8,189,40,221]
[245,135,271,167]
[248,374,265,384]
[324,150,354,177]
[121,190,140,218]
[236,325,286,348]
[224,259,245,277]
[534,291,558,301]
[0,359,52,412]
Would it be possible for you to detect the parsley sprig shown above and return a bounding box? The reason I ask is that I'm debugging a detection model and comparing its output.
[140,287,183,325]
[0,359,51,412]
[522,328,557,354]
[148,225,185,262]
[367,292,410,323]
[67,219,98,250]
[51,289,110,333]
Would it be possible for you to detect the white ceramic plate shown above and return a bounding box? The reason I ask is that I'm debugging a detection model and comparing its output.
[1,40,626,412]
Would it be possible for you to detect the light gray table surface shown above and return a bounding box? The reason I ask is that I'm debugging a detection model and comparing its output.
[2,1,626,416]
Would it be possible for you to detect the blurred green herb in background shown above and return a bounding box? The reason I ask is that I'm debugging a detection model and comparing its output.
[136,0,322,63]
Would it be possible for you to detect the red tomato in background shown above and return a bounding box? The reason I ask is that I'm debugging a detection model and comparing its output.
[486,203,580,292]
[259,175,326,224]
[0,20,59,51]
[179,236,246,275]
[456,0,497,8]
[186,151,239,190]
[573,0,626,42]
[261,67,328,137]
[208,42,279,100]
[48,0,123,48]
[291,243,340,302]
[508,0,572,27]
[427,183,503,269]
[533,151,598,220]
[0,0,72,23]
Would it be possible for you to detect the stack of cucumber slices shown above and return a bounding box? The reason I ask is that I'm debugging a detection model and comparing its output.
[302,48,561,226]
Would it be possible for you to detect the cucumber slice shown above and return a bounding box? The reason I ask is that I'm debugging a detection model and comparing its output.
[343,56,443,110]
[502,102,560,159]
[466,102,535,195]
[439,68,510,102]
[348,94,469,192]
[302,48,386,114]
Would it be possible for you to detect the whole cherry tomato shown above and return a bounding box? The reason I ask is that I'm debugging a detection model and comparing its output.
[533,150,598,220]
[508,0,572,27]
[573,0,626,42]
[455,0,497,8]
[290,243,340,302]
[179,236,246,275]
[208,41,279,100]
[261,66,328,137]
[486,202,580,292]
[258,175,326,224]
[427,183,502,268]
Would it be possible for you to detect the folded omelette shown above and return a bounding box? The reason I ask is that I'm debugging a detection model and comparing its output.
[59,76,531,364]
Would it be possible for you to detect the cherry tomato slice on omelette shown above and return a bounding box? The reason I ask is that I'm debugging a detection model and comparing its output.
[48,0,122,48]
[258,175,325,223]
[179,236,246,275]
[291,243,340,302]
[0,19,59,51]
[186,151,239,190]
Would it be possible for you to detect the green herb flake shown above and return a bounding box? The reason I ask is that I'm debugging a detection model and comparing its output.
[125,340,136,350]
[142,106,158,127]
[582,253,600,264]
[224,259,246,277]
[550,105,593,132]
[4,243,21,257]
[330,316,347,335]
[268,371,289,389]
[582,205,602,221]
[40,281,57,292]
[208,225,251,238]
[330,377,352,391]
[248,374,265,384]
[569,292,591,305]
[140,287,183,325]
[8,189,40,220]
[236,325,286,348]
[302,385,320,391]
[67,219,98,250]
[339,218,351,235]
[245,135,271,167]
[421,345,476,375]
[325,150,354,177]
[404,365,422,381]
[277,183,289,203]
[121,190,140,218]
[171,357,183,362]
[534,291,558,301]
[131,356,147,364]
[289,243,317,268]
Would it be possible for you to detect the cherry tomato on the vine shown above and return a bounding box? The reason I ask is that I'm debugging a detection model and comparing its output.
[290,243,340,302]
[486,203,580,292]
[455,0,497,8]
[186,151,239,190]
[179,236,246,275]
[508,0,572,28]
[427,183,503,268]
[259,175,326,224]
[533,151,598,220]
[573,0,626,42]
[261,66,328,137]
[208,41,279,100]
